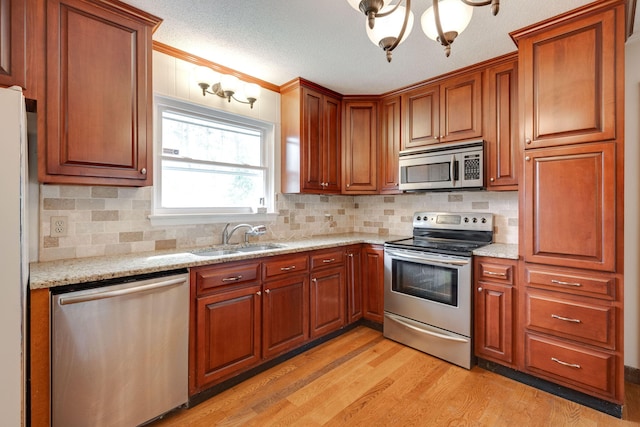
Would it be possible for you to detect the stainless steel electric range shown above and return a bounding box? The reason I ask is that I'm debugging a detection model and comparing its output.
[383,211,494,369]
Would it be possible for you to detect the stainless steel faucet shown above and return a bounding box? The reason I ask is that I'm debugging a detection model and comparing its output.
[222,223,267,245]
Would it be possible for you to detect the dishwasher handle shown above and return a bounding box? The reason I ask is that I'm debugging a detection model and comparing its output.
[58,277,187,306]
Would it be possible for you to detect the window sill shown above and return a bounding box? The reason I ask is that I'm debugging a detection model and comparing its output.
[148,212,279,227]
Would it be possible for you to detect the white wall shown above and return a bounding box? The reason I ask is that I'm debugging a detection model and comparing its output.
[624,34,640,370]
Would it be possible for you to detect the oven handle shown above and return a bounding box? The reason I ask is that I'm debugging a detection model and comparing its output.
[386,313,468,343]
[385,249,469,266]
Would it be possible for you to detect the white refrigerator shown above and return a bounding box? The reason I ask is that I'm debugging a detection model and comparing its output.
[0,86,28,427]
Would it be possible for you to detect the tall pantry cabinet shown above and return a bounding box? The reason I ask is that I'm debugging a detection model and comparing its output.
[512,0,625,406]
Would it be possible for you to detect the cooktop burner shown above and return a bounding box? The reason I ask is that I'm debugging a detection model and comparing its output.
[385,212,494,256]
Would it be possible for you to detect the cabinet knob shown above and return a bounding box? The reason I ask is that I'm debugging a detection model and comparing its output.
[256,291,261,296]
[312,278,317,283]
[477,287,483,292]
[140,168,147,175]
[346,184,350,188]
[264,289,270,294]
[525,156,531,161]
[525,138,532,145]
[490,177,495,182]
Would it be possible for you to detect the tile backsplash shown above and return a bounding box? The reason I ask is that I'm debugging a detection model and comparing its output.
[39,185,518,262]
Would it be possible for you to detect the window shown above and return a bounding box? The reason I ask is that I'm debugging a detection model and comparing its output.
[153,96,274,220]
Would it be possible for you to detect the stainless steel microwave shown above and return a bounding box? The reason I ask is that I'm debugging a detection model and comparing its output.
[398,140,484,191]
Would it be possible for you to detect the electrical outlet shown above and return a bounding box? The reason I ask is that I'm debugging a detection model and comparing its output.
[51,216,68,237]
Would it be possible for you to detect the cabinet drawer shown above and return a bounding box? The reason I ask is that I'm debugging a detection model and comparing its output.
[310,249,345,270]
[195,262,261,295]
[263,255,309,280]
[525,266,615,300]
[525,292,615,349]
[524,333,615,398]
[478,261,514,284]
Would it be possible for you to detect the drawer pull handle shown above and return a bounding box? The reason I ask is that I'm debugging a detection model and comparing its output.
[280,266,296,271]
[551,279,582,287]
[222,275,243,282]
[485,271,507,277]
[322,258,336,263]
[551,314,582,324]
[551,357,581,369]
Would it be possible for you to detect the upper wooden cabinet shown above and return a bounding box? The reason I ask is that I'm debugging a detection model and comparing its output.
[342,99,378,194]
[484,56,518,190]
[0,0,26,89]
[402,83,439,149]
[512,1,622,149]
[281,78,341,194]
[41,0,160,186]
[402,70,482,150]
[379,95,401,194]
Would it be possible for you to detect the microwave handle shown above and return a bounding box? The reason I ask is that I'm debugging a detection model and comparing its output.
[451,156,460,182]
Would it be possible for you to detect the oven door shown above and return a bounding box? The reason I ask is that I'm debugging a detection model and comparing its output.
[383,247,471,337]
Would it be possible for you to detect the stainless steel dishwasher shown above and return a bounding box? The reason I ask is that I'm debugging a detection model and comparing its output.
[51,270,189,427]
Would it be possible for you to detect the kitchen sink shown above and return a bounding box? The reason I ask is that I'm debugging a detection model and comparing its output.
[235,243,286,252]
[191,243,286,257]
[191,249,239,257]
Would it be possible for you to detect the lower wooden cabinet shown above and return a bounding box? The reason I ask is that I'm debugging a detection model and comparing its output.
[521,263,622,403]
[345,245,363,323]
[195,284,262,387]
[191,246,355,394]
[310,266,345,338]
[474,257,517,366]
[262,273,310,358]
[362,245,384,323]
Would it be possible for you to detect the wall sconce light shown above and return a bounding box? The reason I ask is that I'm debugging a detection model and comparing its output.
[347,0,500,61]
[194,66,260,109]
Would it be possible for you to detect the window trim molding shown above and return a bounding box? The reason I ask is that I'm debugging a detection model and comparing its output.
[152,94,276,223]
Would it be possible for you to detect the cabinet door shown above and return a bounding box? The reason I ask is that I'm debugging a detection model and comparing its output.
[262,274,310,358]
[523,142,615,271]
[402,83,439,149]
[517,6,619,148]
[310,266,346,338]
[439,71,482,143]
[323,95,342,193]
[346,246,363,323]
[475,281,514,364]
[0,0,26,88]
[195,284,262,389]
[301,87,324,192]
[343,100,378,194]
[44,0,157,186]
[362,245,384,323]
[485,59,518,190]
[380,96,401,194]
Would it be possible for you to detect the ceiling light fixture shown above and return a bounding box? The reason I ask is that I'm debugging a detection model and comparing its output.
[347,0,500,61]
[194,66,260,109]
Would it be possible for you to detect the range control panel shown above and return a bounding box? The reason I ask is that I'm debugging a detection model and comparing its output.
[412,212,493,232]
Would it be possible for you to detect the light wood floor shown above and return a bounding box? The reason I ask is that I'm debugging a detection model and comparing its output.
[151,327,640,426]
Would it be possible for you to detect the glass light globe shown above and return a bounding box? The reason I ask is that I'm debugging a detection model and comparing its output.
[365,5,414,47]
[220,74,240,94]
[244,83,260,100]
[421,0,473,41]
[193,66,216,86]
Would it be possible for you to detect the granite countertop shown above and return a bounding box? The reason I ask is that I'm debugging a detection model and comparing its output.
[30,235,519,290]
[472,243,519,260]
[30,233,399,290]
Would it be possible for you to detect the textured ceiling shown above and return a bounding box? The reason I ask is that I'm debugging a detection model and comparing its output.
[124,0,634,95]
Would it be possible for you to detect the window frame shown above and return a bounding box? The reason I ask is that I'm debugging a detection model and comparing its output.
[151,95,275,225]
